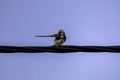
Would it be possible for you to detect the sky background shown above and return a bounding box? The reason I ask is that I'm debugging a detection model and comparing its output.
[0,0,120,80]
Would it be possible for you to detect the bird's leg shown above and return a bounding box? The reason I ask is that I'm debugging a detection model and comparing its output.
[52,39,64,47]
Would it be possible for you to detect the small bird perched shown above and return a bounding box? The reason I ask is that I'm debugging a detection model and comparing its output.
[35,29,66,47]
[50,29,66,46]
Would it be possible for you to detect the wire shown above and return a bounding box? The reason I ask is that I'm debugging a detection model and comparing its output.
[0,45,120,53]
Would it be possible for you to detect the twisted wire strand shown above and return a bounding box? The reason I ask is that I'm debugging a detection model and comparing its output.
[0,45,120,53]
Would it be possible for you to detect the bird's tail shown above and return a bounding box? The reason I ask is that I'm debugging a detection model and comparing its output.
[35,35,53,37]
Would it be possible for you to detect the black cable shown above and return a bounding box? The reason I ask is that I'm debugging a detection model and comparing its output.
[0,45,120,53]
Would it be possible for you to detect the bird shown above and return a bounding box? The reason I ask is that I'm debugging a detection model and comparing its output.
[50,29,66,46]
[35,29,66,47]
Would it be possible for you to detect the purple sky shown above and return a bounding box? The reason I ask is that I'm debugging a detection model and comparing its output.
[0,0,120,80]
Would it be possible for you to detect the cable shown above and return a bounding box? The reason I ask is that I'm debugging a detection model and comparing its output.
[0,45,120,53]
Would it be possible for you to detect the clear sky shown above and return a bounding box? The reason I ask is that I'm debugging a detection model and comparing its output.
[0,0,120,80]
